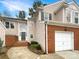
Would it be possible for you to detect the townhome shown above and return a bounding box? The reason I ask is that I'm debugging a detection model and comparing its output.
[33,0,79,53]
[0,0,79,54]
[0,16,35,47]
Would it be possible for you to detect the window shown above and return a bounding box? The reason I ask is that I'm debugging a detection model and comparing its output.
[49,14,52,20]
[11,23,14,28]
[21,32,26,41]
[5,22,14,29]
[75,18,78,24]
[41,11,44,21]
[5,22,9,28]
[74,12,79,24]
[41,12,52,21]
[66,9,71,23]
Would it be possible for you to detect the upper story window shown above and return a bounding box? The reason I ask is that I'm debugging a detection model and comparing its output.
[41,11,44,21]
[41,11,52,21]
[66,8,71,23]
[74,12,79,24]
[44,13,49,21]
[5,22,14,29]
[5,22,9,28]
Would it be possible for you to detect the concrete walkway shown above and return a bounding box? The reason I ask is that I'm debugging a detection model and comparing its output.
[7,47,39,59]
[7,47,79,59]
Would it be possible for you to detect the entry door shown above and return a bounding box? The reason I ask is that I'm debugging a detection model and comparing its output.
[21,32,26,41]
[55,31,74,51]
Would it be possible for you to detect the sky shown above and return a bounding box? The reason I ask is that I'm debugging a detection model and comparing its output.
[0,0,79,18]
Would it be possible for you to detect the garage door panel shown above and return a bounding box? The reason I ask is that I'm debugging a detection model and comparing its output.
[55,31,74,51]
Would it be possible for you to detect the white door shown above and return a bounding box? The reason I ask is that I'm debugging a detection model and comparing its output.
[55,31,74,51]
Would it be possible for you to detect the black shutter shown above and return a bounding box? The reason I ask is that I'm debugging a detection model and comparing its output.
[49,14,52,20]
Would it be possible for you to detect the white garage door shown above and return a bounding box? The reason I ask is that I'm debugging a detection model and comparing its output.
[55,31,74,51]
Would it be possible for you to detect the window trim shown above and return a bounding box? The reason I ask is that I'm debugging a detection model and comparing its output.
[5,21,15,29]
[74,11,79,24]
[65,8,72,23]
[20,32,26,41]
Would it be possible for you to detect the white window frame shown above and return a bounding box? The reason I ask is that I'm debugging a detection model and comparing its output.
[65,8,72,23]
[74,11,79,24]
[5,21,15,29]
[44,12,49,21]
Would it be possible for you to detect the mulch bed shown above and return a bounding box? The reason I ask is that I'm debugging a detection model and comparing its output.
[0,47,9,59]
[0,54,9,59]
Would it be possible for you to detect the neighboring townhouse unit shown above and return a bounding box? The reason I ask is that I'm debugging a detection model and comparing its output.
[33,0,79,53]
[0,16,35,47]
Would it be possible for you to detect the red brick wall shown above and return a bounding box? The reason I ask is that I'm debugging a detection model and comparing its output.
[48,25,79,53]
[5,35,18,47]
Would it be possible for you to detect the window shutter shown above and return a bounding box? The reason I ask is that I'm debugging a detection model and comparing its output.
[49,14,52,20]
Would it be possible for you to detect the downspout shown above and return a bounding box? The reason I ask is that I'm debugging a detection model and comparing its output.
[45,21,47,53]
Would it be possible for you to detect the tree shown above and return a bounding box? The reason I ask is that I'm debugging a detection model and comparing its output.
[0,13,1,16]
[29,0,47,17]
[16,11,26,19]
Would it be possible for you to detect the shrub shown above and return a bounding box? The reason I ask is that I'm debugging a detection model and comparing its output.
[30,44,41,50]
[0,38,3,47]
[31,41,38,44]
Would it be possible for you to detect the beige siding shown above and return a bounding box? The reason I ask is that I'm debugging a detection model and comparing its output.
[35,21,45,52]
[0,22,5,46]
[27,20,36,42]
[42,1,64,22]
[18,22,27,41]
[5,21,18,36]
[53,9,63,22]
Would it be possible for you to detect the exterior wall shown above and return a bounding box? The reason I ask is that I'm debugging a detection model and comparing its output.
[39,1,64,22]
[35,21,46,52]
[5,21,18,36]
[53,9,63,22]
[27,20,36,42]
[48,25,79,53]
[0,23,5,46]
[5,35,18,47]
[18,22,27,41]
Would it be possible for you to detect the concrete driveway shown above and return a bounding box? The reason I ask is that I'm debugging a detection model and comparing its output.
[7,47,79,59]
[56,51,79,59]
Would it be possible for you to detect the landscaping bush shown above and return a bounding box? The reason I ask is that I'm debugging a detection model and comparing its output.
[28,41,45,54]
[0,38,4,54]
[31,41,38,44]
[30,44,41,50]
[0,38,3,47]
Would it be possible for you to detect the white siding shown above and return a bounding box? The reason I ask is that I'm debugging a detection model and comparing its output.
[18,22,27,41]
[36,21,45,52]
[26,20,36,42]
[0,22,5,46]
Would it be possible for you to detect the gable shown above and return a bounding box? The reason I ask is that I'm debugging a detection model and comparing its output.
[68,2,79,11]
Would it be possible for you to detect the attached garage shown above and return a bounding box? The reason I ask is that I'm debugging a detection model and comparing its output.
[55,31,74,51]
[47,24,79,53]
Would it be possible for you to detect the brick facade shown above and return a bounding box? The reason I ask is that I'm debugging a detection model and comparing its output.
[5,35,18,47]
[48,25,79,53]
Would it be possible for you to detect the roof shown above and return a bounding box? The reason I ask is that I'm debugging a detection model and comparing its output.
[0,16,27,22]
[0,21,6,30]
[38,0,79,11]
[45,21,79,28]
